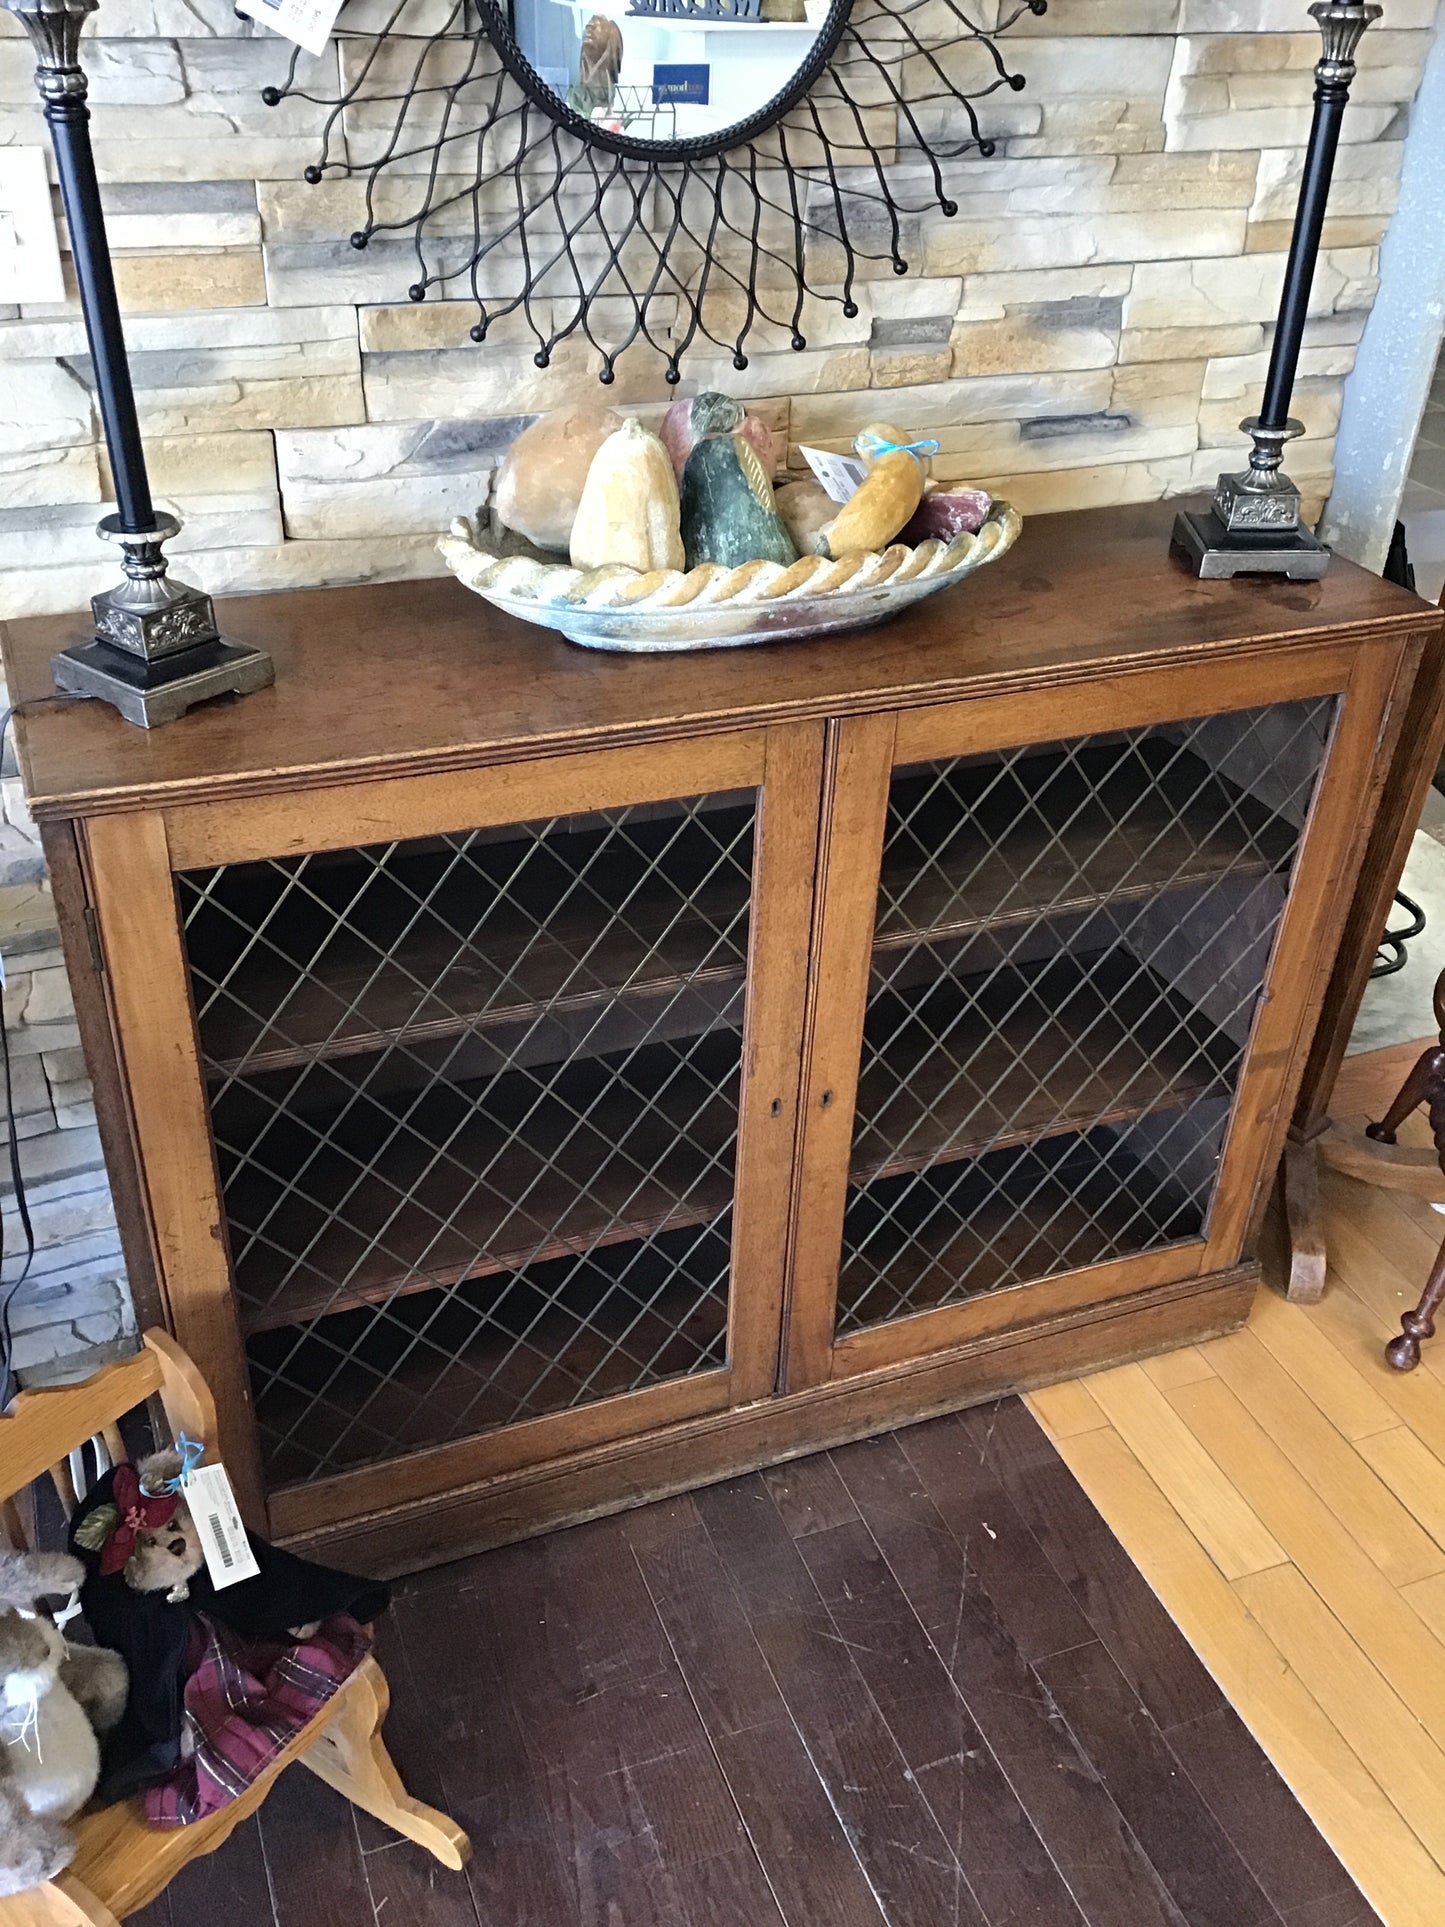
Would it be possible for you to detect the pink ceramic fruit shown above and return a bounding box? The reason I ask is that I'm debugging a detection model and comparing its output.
[660,393,780,482]
[901,486,992,545]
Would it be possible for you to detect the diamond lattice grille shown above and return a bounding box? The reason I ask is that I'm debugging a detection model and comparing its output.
[836,700,1334,1337]
[178,792,756,1486]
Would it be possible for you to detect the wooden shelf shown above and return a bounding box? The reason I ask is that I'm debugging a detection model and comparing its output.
[192,845,752,1080]
[227,945,1231,1336]
[875,740,1293,952]
[226,1029,741,1333]
[878,736,1294,948]
[189,743,1287,1082]
[250,1218,732,1487]
[851,948,1238,1185]
[837,1127,1202,1335]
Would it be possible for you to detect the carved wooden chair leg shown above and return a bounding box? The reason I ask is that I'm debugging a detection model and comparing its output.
[1365,1044,1445,1146]
[300,1657,470,1870]
[1388,1231,1445,1371]
[1385,977,1445,1370]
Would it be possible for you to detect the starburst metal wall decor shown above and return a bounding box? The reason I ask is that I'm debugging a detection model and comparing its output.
[264,0,1047,383]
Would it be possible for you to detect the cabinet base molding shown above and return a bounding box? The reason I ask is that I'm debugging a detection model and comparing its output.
[278,1263,1258,1577]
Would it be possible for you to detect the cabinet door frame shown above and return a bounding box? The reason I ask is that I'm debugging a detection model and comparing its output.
[785,639,1406,1393]
[82,723,824,1537]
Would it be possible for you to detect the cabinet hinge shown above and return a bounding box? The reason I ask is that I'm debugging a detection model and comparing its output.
[82,903,105,975]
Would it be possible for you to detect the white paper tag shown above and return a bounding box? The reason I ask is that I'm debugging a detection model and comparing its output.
[235,0,344,58]
[185,1463,261,1590]
[801,445,867,504]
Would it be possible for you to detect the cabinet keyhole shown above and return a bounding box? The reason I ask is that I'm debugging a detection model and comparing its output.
[821,1090,834,1108]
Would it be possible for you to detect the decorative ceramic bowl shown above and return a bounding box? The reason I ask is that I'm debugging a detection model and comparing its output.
[436,500,1022,652]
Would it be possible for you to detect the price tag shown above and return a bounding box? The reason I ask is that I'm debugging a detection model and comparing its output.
[185,1463,261,1590]
[800,445,866,505]
[235,0,345,58]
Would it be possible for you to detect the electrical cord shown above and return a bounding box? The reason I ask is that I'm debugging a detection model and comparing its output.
[0,693,93,1410]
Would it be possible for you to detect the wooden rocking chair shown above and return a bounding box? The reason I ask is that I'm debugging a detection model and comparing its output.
[0,1329,470,1926]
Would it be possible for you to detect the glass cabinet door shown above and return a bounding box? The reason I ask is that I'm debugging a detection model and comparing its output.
[149,725,820,1531]
[788,691,1341,1387]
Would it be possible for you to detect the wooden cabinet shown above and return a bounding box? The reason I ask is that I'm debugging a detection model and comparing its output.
[3,504,1436,1574]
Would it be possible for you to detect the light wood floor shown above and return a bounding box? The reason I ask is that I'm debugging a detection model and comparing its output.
[1028,1039,1445,1927]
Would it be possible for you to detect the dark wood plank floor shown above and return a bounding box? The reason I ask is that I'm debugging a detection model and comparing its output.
[133,1398,1379,1927]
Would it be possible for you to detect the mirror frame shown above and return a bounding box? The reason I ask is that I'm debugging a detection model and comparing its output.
[481,0,856,162]
[266,0,1047,380]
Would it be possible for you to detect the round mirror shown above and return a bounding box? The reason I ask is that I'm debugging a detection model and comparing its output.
[489,0,851,158]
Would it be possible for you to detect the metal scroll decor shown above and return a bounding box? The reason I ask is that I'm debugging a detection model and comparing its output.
[263,0,1047,382]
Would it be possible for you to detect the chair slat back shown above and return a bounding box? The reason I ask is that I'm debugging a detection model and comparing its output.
[46,1432,121,1529]
[0,1493,27,1548]
[0,1333,219,1531]
[50,1453,79,1522]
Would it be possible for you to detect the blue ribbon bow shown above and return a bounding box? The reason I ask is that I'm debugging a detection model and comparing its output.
[854,432,941,462]
[143,1431,206,1494]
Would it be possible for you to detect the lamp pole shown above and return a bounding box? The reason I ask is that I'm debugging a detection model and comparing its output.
[1172,2,1382,581]
[2,0,273,727]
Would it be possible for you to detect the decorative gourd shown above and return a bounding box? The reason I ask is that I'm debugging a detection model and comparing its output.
[660,392,780,482]
[494,405,622,553]
[680,434,799,571]
[774,477,836,554]
[569,419,685,574]
[813,422,933,560]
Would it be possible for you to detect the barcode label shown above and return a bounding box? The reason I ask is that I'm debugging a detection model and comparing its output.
[233,0,345,57]
[186,1463,260,1590]
[800,445,866,505]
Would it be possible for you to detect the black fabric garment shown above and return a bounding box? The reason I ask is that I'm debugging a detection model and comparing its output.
[70,1465,390,1803]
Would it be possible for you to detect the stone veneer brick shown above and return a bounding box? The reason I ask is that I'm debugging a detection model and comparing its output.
[0,3,1436,1366]
[0,867,135,1381]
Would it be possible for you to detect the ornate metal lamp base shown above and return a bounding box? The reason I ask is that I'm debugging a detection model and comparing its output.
[1173,415,1329,580]
[1170,508,1330,582]
[52,634,275,729]
[49,510,275,727]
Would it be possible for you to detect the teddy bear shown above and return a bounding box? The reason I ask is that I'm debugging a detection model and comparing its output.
[74,1448,204,1604]
[0,1547,128,1899]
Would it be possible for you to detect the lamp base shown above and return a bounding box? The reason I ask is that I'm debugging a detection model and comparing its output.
[1170,508,1330,582]
[51,635,275,729]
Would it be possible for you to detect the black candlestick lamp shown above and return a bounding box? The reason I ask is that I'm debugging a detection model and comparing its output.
[3,0,274,726]
[1172,1,1381,581]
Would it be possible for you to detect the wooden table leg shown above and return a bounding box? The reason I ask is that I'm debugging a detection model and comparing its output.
[1282,1131,1328,1304]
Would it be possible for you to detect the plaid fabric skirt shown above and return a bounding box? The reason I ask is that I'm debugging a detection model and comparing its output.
[144,1611,371,1827]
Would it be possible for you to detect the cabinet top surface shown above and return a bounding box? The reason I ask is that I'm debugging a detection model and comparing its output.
[2,502,1433,820]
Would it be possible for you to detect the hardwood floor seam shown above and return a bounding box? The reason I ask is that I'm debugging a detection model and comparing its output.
[1034,1415,1445,1925]
[1025,1046,1445,1926]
